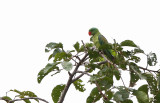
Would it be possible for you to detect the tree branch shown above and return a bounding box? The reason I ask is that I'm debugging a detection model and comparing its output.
[7,97,49,103]
[58,53,88,103]
[76,71,92,76]
[95,81,108,101]
[139,66,160,73]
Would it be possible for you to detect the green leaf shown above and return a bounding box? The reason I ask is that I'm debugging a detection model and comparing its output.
[1,96,12,102]
[23,99,31,103]
[86,87,101,103]
[10,89,38,102]
[142,73,158,95]
[120,40,137,47]
[113,86,129,102]
[55,42,63,48]
[129,62,142,87]
[61,61,73,71]
[138,85,149,97]
[133,48,144,54]
[105,90,113,100]
[10,89,21,94]
[113,69,121,80]
[157,73,160,90]
[45,42,57,52]
[73,42,80,52]
[113,92,123,102]
[121,99,133,103]
[88,49,100,59]
[54,52,72,62]
[53,48,62,57]
[48,54,53,61]
[133,90,149,103]
[37,62,60,83]
[85,43,94,48]
[51,84,65,103]
[45,42,63,53]
[147,52,157,66]
[97,76,113,89]
[73,79,86,92]
[154,91,160,103]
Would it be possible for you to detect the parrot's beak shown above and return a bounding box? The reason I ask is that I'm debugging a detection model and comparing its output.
[88,32,91,36]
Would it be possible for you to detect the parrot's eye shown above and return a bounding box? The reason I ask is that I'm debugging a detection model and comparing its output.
[89,32,91,36]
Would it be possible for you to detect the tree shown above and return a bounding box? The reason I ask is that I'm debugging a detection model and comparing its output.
[1,39,160,103]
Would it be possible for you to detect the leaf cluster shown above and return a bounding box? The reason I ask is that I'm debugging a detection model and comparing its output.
[36,40,160,103]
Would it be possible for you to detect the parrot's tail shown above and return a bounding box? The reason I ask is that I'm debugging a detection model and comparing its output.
[103,49,114,61]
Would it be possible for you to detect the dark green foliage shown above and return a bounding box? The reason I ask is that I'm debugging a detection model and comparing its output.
[54,51,72,62]
[120,40,137,47]
[98,76,113,89]
[129,62,141,87]
[74,42,80,52]
[2,30,160,103]
[157,73,160,90]
[121,99,133,103]
[37,62,60,83]
[73,79,86,92]
[154,91,160,103]
[1,96,12,102]
[113,69,121,80]
[138,84,149,97]
[35,40,160,103]
[105,90,113,100]
[88,50,99,59]
[132,85,150,103]
[113,86,129,102]
[147,52,157,66]
[51,84,65,103]
[10,89,38,103]
[45,42,63,52]
[142,73,158,95]
[86,87,101,103]
[133,90,149,103]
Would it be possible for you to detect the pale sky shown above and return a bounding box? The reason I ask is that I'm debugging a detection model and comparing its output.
[0,0,160,103]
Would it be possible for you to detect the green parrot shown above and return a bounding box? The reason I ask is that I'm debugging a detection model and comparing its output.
[88,27,114,61]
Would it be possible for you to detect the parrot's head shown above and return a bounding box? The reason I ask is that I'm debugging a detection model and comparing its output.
[88,28,99,36]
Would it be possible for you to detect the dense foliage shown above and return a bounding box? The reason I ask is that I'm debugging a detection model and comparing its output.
[1,39,160,103]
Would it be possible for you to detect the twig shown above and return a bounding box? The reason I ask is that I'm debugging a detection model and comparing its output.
[8,97,49,103]
[81,40,88,51]
[76,71,92,76]
[71,58,78,65]
[139,66,160,74]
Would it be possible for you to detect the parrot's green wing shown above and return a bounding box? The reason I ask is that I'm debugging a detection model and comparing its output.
[98,34,108,45]
[98,34,114,61]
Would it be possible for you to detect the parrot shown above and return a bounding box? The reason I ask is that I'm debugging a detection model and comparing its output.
[88,27,114,61]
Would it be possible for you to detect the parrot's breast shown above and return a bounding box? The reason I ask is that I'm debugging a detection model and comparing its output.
[92,34,100,48]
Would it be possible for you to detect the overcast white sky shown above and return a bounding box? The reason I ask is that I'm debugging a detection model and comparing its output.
[0,0,160,103]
